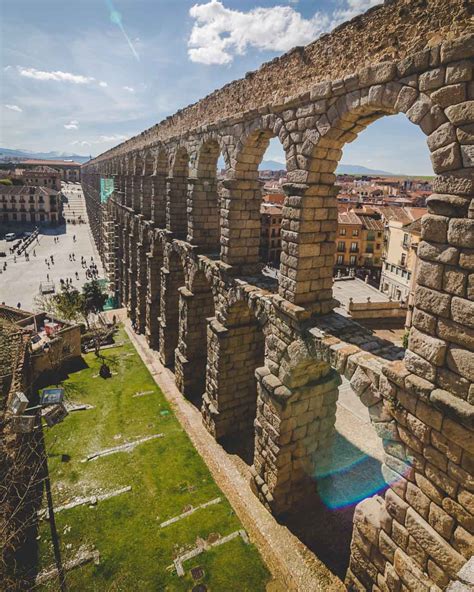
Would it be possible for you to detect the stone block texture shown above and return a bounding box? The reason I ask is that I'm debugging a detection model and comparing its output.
[81,4,473,589]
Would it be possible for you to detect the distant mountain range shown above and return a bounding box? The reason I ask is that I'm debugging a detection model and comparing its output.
[0,147,91,164]
[257,159,394,176]
[3,148,399,177]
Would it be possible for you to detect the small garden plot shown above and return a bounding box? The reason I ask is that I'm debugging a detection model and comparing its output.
[37,327,270,591]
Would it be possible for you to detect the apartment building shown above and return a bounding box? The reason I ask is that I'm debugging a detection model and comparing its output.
[379,208,425,302]
[23,166,62,191]
[0,185,62,224]
[335,208,384,282]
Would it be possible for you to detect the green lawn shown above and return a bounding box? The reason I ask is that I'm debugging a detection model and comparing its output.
[38,327,270,591]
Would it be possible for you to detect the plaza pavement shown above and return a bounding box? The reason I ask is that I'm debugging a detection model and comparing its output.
[0,183,104,311]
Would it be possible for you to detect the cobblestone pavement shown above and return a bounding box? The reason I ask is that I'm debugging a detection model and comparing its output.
[0,183,103,311]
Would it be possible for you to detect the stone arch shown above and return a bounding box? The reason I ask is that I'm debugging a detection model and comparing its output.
[202,296,266,464]
[220,115,288,270]
[167,146,189,237]
[253,336,404,575]
[278,83,456,313]
[175,265,217,405]
[187,137,222,252]
[159,247,186,366]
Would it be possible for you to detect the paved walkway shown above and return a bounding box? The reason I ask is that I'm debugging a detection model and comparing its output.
[0,183,103,311]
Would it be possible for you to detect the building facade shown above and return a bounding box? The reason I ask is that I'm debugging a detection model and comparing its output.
[380,208,426,301]
[23,166,62,191]
[0,186,62,224]
[20,159,82,182]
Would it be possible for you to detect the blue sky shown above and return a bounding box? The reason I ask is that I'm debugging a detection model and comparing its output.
[1,0,432,174]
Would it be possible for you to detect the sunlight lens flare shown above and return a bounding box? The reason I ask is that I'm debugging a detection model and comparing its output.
[106,0,140,62]
[312,434,411,510]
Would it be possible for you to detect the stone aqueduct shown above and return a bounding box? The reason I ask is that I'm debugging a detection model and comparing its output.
[82,2,473,589]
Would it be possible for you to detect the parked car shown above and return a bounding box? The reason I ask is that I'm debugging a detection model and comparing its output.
[5,233,16,241]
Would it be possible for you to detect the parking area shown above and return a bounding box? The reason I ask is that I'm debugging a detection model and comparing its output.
[0,183,104,311]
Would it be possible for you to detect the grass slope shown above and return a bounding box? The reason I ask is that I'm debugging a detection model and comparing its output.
[38,327,270,591]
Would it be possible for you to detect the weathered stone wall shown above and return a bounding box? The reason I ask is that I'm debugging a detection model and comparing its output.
[81,3,473,589]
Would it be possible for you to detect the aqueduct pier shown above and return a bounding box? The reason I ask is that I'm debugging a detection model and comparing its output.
[82,1,473,589]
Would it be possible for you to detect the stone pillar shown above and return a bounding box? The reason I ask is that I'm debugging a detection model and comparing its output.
[136,241,147,334]
[187,177,219,252]
[175,286,214,401]
[202,316,264,440]
[220,178,262,272]
[145,245,162,349]
[127,224,138,324]
[124,176,133,208]
[347,175,474,589]
[132,175,142,213]
[159,260,185,366]
[151,174,166,228]
[141,176,152,220]
[251,365,340,514]
[122,225,130,306]
[166,176,187,237]
[278,182,338,314]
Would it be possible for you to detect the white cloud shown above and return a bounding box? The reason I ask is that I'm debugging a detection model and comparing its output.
[17,66,96,84]
[188,0,380,65]
[4,104,23,112]
[99,81,108,88]
[64,119,79,130]
[71,134,128,146]
[123,86,135,93]
[4,65,12,71]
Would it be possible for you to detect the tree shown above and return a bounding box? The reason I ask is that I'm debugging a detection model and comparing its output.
[82,280,107,316]
[0,178,13,186]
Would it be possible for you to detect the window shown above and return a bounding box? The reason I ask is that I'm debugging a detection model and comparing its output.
[401,253,407,266]
[337,254,344,265]
[340,228,346,236]
[376,243,381,250]
[350,242,358,253]
[337,241,345,252]
[377,232,382,238]
[402,233,409,248]
[349,255,357,266]
[352,229,359,237]
[367,231,375,241]
[366,244,374,254]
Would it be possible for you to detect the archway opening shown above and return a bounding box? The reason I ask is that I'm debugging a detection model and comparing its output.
[225,127,287,276]
[218,301,265,465]
[146,237,163,350]
[331,112,431,339]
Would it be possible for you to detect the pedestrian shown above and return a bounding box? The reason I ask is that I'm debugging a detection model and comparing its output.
[13,256,16,263]
[47,273,50,281]
[33,249,36,257]
[17,302,21,309]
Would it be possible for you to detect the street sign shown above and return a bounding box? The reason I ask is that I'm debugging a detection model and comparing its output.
[9,391,29,416]
[41,388,65,407]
